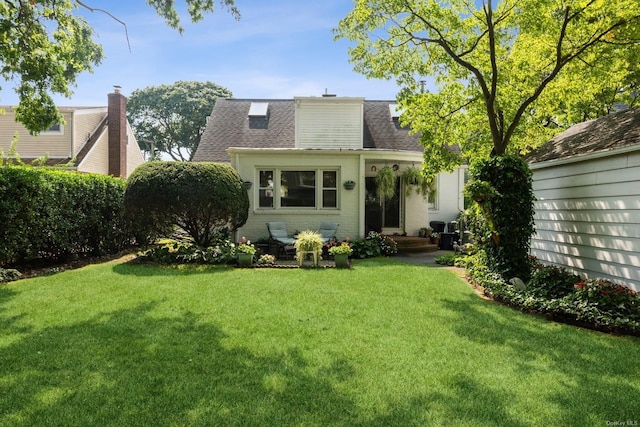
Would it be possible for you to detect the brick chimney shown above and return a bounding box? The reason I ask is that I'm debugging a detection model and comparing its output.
[108,86,127,177]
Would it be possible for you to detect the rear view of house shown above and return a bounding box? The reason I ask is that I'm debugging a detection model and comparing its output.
[193,95,465,242]
[0,87,144,178]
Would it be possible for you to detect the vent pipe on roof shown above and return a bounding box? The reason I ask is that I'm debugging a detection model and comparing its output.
[322,88,336,97]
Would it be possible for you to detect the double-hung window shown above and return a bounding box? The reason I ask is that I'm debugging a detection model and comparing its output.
[257,168,338,209]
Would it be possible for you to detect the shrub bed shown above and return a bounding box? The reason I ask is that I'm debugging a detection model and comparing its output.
[463,253,640,336]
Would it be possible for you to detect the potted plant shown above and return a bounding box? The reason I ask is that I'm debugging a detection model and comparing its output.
[402,167,437,200]
[236,237,256,266]
[327,241,353,268]
[419,226,433,238]
[430,232,441,247]
[294,230,324,267]
[375,166,396,202]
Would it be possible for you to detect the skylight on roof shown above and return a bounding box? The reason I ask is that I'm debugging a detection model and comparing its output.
[389,103,403,119]
[248,102,269,117]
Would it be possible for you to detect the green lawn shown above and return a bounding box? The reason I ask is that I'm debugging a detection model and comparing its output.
[1,257,638,426]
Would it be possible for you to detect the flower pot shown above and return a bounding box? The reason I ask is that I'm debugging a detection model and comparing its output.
[333,253,350,269]
[237,252,254,266]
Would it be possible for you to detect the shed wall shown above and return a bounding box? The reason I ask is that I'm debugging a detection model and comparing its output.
[531,150,640,290]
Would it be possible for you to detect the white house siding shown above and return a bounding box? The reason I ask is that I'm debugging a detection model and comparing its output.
[530,149,640,291]
[295,97,364,150]
[230,149,362,242]
[428,168,467,226]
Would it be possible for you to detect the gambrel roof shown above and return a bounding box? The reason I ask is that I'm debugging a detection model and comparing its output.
[193,98,424,163]
[528,106,640,164]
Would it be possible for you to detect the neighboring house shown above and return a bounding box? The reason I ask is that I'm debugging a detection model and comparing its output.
[528,107,640,291]
[0,87,144,178]
[193,95,465,242]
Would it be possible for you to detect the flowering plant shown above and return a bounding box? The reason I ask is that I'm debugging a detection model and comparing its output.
[328,241,353,256]
[257,254,276,264]
[235,237,256,255]
[573,278,638,312]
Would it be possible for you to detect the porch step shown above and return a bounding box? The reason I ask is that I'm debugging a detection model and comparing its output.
[389,236,439,253]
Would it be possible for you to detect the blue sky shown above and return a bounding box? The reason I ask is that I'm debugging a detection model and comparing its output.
[2,0,403,107]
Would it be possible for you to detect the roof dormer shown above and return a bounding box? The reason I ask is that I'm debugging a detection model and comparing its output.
[294,96,364,149]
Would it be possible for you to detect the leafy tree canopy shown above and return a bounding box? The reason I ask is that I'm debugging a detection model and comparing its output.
[336,0,640,176]
[0,0,238,134]
[127,80,232,161]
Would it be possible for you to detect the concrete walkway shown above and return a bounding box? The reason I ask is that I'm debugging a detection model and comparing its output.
[394,249,453,266]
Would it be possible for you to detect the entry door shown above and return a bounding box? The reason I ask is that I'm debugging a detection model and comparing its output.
[365,177,401,233]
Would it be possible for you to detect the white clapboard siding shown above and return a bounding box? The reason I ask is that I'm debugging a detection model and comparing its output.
[531,150,640,290]
[295,98,363,149]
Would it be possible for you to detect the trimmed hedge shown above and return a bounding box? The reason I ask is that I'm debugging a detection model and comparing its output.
[0,166,132,265]
[124,162,249,247]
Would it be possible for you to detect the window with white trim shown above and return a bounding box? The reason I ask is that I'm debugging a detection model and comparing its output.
[257,168,338,209]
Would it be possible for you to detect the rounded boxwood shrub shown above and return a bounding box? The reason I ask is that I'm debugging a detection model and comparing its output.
[124,162,249,247]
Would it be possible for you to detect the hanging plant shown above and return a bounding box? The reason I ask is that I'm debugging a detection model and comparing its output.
[401,167,437,201]
[375,166,396,202]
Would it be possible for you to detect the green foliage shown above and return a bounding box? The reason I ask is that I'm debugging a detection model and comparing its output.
[127,80,233,161]
[336,0,640,174]
[0,166,131,265]
[351,232,397,259]
[1,1,238,133]
[571,278,639,315]
[0,267,22,283]
[375,166,396,201]
[466,154,535,281]
[401,166,436,200]
[528,264,581,299]
[294,230,324,252]
[0,0,103,133]
[235,237,256,255]
[124,161,249,247]
[146,0,239,34]
[327,241,353,256]
[435,253,468,266]
[137,239,235,265]
[465,254,640,335]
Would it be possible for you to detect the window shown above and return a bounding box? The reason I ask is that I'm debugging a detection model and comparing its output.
[281,170,316,207]
[322,171,337,208]
[257,168,338,209]
[258,170,274,208]
[248,102,269,117]
[43,123,64,135]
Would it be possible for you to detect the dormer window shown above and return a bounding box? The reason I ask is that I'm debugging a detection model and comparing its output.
[248,102,269,117]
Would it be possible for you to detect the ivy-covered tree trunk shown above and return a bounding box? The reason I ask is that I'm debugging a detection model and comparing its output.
[466,155,536,281]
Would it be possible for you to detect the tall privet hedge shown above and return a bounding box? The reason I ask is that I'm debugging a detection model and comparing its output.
[124,162,249,247]
[0,167,131,265]
[465,155,536,281]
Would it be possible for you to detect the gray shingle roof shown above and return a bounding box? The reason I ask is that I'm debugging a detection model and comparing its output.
[192,98,423,163]
[527,106,640,164]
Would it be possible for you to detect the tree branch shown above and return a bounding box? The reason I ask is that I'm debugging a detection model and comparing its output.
[76,0,131,53]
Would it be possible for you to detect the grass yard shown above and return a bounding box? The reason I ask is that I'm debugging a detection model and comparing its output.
[1,257,639,426]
